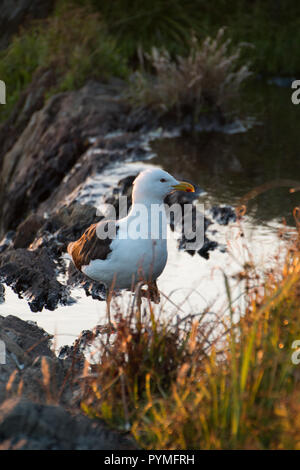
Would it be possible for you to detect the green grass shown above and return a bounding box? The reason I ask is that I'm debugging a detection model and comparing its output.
[207,0,300,77]
[0,2,128,122]
[79,0,203,60]
[84,0,300,76]
[78,227,300,449]
[1,0,299,123]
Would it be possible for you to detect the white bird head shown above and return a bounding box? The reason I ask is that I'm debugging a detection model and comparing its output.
[132,168,195,204]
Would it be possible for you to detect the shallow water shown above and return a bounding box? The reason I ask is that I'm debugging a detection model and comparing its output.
[0,80,299,349]
[151,81,300,226]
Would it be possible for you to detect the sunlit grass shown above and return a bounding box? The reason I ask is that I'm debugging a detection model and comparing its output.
[77,220,300,449]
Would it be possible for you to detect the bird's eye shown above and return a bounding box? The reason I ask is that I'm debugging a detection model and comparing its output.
[160,178,167,183]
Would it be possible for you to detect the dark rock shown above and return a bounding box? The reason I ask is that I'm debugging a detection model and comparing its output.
[0,0,53,50]
[210,205,237,225]
[0,314,90,412]
[0,230,15,254]
[0,68,57,165]
[67,262,107,301]
[59,325,104,362]
[53,202,103,248]
[0,248,68,312]
[0,398,138,450]
[0,315,54,406]
[0,314,138,450]
[0,314,53,359]
[37,132,142,216]
[0,284,4,303]
[198,239,219,260]
[118,174,136,195]
[0,81,129,237]
[13,213,45,249]
[0,201,105,312]
[0,314,84,408]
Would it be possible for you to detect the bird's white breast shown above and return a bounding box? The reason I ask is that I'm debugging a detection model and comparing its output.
[82,217,168,289]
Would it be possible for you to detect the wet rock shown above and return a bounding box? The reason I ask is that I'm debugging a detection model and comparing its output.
[37,132,144,216]
[0,68,57,166]
[13,213,45,249]
[0,315,138,450]
[118,175,137,196]
[0,398,138,450]
[197,239,219,260]
[210,205,237,225]
[0,284,4,303]
[0,80,128,237]
[0,248,68,312]
[98,174,221,260]
[67,263,107,301]
[177,210,216,259]
[53,202,103,247]
[0,315,53,359]
[0,315,82,407]
[59,325,104,362]
[0,315,53,405]
[0,231,15,254]
[0,201,105,311]
[33,202,104,257]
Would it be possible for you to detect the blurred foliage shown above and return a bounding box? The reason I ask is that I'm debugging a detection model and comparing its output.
[73,0,202,60]
[0,2,127,121]
[0,0,299,122]
[127,29,252,118]
[82,0,300,76]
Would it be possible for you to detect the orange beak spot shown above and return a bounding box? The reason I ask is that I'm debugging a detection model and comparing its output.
[172,181,195,193]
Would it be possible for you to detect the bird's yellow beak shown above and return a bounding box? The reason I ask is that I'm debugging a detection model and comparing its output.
[172,181,195,193]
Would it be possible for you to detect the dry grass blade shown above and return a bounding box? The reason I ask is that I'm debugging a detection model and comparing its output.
[128,28,252,119]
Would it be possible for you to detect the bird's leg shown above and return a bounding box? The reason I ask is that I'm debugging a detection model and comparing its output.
[131,281,144,327]
[105,274,118,332]
[106,286,114,329]
[140,280,160,304]
[106,297,111,326]
[148,280,160,304]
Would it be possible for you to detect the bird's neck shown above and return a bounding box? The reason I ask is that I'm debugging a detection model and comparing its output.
[126,198,167,240]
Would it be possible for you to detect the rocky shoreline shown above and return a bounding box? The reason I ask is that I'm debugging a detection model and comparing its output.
[0,77,236,314]
[0,314,137,449]
[0,75,236,449]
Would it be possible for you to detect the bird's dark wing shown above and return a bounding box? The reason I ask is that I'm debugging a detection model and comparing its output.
[67,220,118,271]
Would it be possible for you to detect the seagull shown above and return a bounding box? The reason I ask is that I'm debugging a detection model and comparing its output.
[67,168,195,324]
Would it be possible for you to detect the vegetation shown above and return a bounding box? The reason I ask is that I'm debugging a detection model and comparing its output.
[1,0,299,450]
[0,3,127,121]
[88,0,300,76]
[81,0,300,77]
[77,222,300,449]
[1,0,299,123]
[128,29,251,117]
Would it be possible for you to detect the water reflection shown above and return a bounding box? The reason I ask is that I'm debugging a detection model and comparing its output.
[150,81,300,226]
[0,80,298,347]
